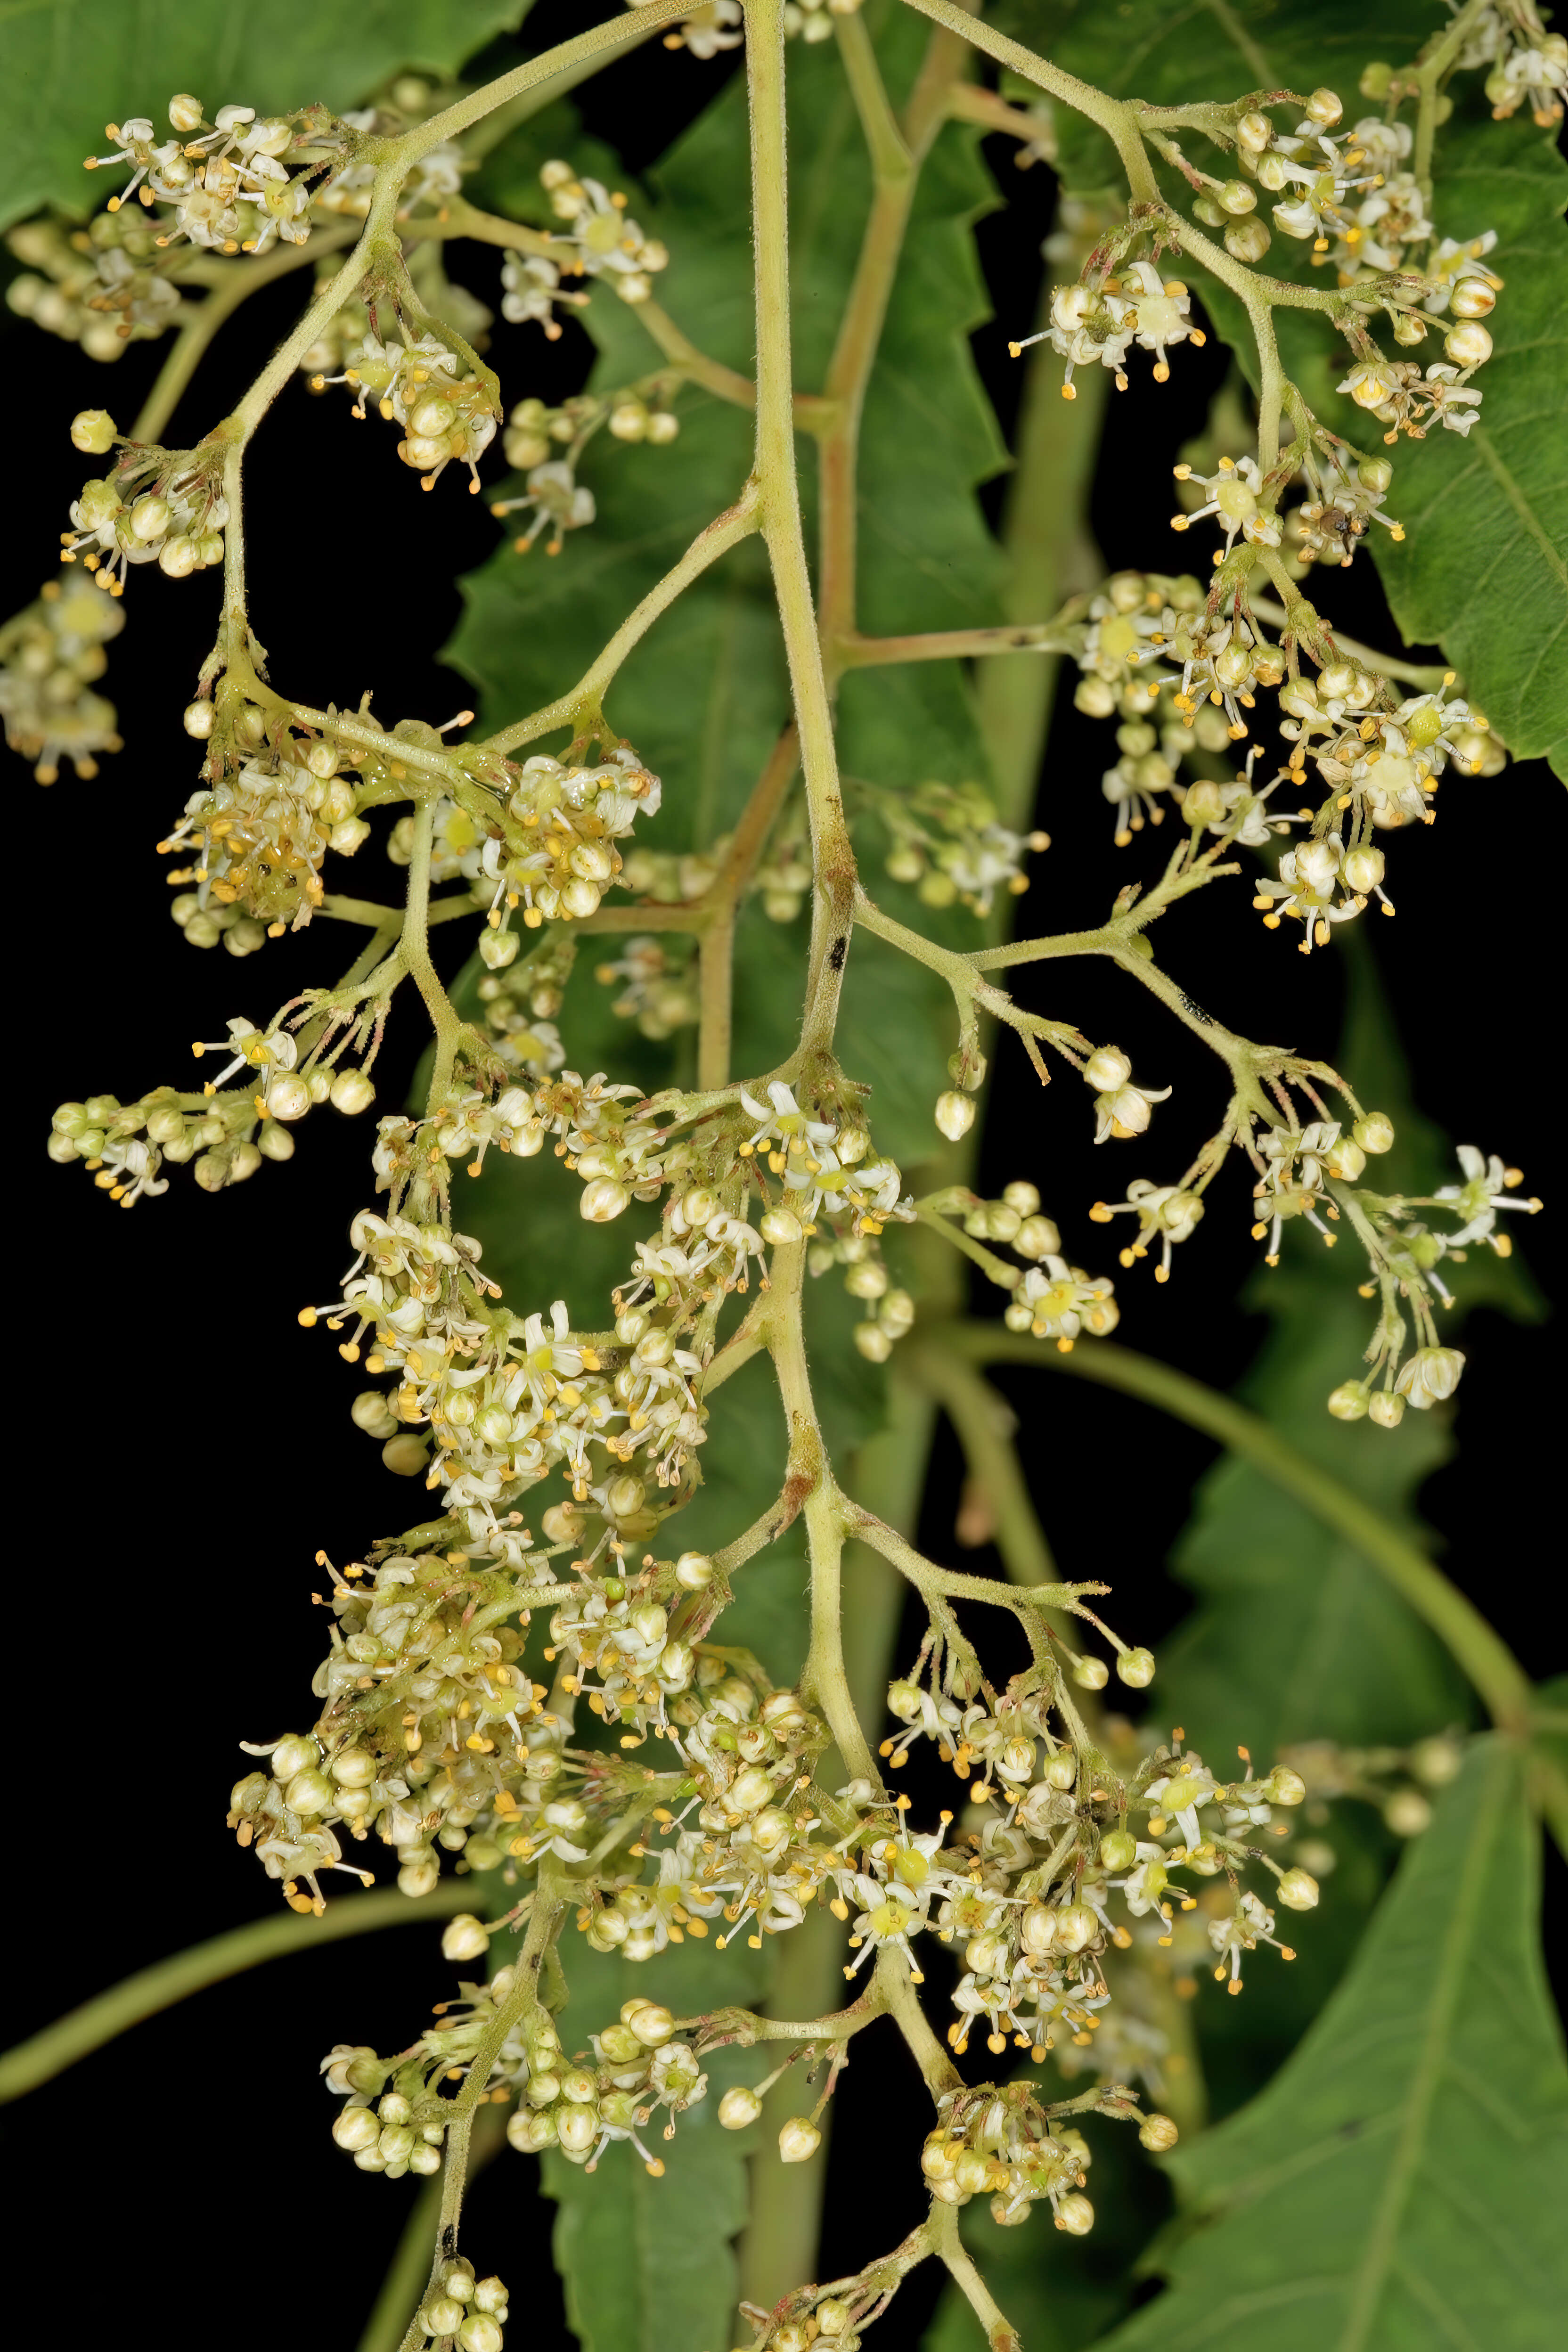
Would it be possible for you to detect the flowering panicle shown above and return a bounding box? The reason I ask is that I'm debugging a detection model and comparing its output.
[11,20,1550,2336]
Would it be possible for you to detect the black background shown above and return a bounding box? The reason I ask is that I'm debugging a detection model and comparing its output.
[5,10,1561,2344]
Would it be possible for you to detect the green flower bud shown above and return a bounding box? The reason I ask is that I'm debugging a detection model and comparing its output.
[71,408,118,455]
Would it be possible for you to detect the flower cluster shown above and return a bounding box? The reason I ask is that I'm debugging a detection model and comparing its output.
[596,935,702,1039]
[539,162,669,306]
[866,775,1050,914]
[0,575,122,783]
[1451,0,1568,123]
[1066,549,1499,923]
[61,421,228,593]
[84,96,371,258]
[5,211,184,358]
[312,329,499,492]
[1011,259,1203,397]
[326,1960,708,2191]
[408,744,663,925]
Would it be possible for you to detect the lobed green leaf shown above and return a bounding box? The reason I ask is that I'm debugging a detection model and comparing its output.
[1090,1736,1568,2351]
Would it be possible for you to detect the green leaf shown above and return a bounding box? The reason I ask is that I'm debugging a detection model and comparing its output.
[992,1,1568,760]
[1090,1736,1568,2352]
[0,0,535,230]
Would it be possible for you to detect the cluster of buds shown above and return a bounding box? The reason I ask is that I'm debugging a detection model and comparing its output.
[870,775,1049,914]
[596,935,701,1039]
[1443,1,1567,123]
[5,211,184,357]
[1065,539,1501,929]
[0,575,122,783]
[503,386,681,469]
[920,1179,1120,1348]
[1277,1728,1466,1838]
[491,385,679,553]
[61,416,228,592]
[1011,257,1203,397]
[923,2089,1105,2232]
[164,697,377,932]
[504,1998,709,2172]
[84,96,369,258]
[389,744,662,929]
[414,2263,509,2352]
[807,1229,916,1366]
[476,933,574,1072]
[312,330,499,492]
[46,1026,377,1206]
[539,162,669,306]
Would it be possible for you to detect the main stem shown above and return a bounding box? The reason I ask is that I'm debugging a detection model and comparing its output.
[747,0,858,1052]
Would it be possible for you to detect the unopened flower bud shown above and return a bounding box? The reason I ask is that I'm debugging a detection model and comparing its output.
[1055,2192,1094,2235]
[580,1177,630,1222]
[1276,1867,1319,1910]
[1354,1112,1395,1154]
[935,1089,976,1141]
[778,2117,821,2164]
[1139,2112,1180,2151]
[1450,278,1495,321]
[719,2086,762,2130]
[1054,1904,1099,1953]
[71,408,117,454]
[333,2105,381,2153]
[1368,1390,1405,1429]
[1099,1829,1137,1871]
[1385,1788,1431,1836]
[1073,1655,1109,1690]
[442,1913,492,1962]
[1117,1646,1155,1688]
[269,1074,311,1122]
[330,1070,376,1115]
[384,1432,431,1476]
[1225,217,1272,262]
[1084,1045,1131,1092]
[1328,1379,1371,1420]
[1444,321,1492,369]
[623,2000,674,2046]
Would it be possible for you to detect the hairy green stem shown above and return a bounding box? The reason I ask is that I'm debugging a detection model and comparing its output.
[747,0,858,1050]
[897,0,1159,202]
[483,487,760,755]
